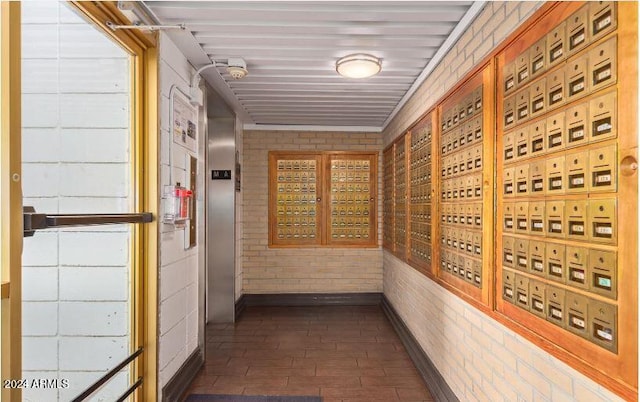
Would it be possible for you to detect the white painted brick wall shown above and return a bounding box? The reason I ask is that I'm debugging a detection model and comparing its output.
[22,302,58,336]
[59,58,128,93]
[59,94,128,128]
[22,232,58,266]
[22,267,58,301]
[57,371,129,402]
[21,2,134,395]
[160,289,187,336]
[58,196,128,214]
[22,337,58,371]
[21,94,58,126]
[58,232,129,266]
[22,128,59,162]
[59,302,128,336]
[382,2,624,401]
[21,24,58,59]
[59,129,129,163]
[157,31,206,398]
[59,337,128,371]
[158,318,187,382]
[242,130,383,293]
[21,163,59,197]
[59,267,128,301]
[385,252,623,402]
[22,59,58,93]
[58,24,124,58]
[59,164,128,197]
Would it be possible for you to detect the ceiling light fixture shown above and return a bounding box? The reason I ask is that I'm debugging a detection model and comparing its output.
[336,54,381,79]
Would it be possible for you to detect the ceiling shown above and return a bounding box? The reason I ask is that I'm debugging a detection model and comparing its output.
[142,1,483,131]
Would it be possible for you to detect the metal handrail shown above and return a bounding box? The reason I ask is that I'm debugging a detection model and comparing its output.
[116,377,143,402]
[71,348,143,402]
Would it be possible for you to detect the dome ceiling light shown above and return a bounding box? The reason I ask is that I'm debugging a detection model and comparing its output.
[336,53,382,79]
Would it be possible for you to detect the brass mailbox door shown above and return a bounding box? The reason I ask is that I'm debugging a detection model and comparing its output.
[547,70,566,109]
[546,242,567,283]
[530,78,547,117]
[504,61,516,95]
[503,269,516,303]
[567,5,589,55]
[530,37,547,78]
[546,201,566,239]
[588,37,617,92]
[546,112,566,151]
[547,21,567,68]
[566,292,589,338]
[567,55,588,100]
[589,91,617,143]
[546,285,567,328]
[529,241,546,277]
[326,153,379,247]
[530,280,547,319]
[589,249,617,299]
[515,274,531,310]
[566,246,590,290]
[271,153,324,246]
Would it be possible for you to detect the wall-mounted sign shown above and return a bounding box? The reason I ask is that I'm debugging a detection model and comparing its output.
[212,170,232,180]
[172,90,198,153]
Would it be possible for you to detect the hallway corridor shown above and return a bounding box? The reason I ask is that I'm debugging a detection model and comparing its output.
[184,306,434,401]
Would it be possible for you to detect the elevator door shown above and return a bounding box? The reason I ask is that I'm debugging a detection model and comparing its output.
[207,114,236,323]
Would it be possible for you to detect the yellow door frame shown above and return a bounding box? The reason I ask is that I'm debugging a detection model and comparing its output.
[1,2,23,402]
[0,2,159,401]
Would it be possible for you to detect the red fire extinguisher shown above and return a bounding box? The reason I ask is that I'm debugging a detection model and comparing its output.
[176,186,193,220]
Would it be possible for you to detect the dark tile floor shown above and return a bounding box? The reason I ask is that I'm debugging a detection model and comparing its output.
[183,305,434,402]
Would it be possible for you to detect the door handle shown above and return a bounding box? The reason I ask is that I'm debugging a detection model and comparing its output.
[23,206,153,237]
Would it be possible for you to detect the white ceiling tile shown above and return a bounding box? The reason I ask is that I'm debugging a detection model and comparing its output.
[144,1,480,127]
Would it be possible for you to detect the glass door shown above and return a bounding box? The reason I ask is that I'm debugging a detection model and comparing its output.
[2,2,158,401]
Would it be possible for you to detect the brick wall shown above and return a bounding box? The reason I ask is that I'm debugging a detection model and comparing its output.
[157,33,204,395]
[242,130,383,293]
[382,2,623,401]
